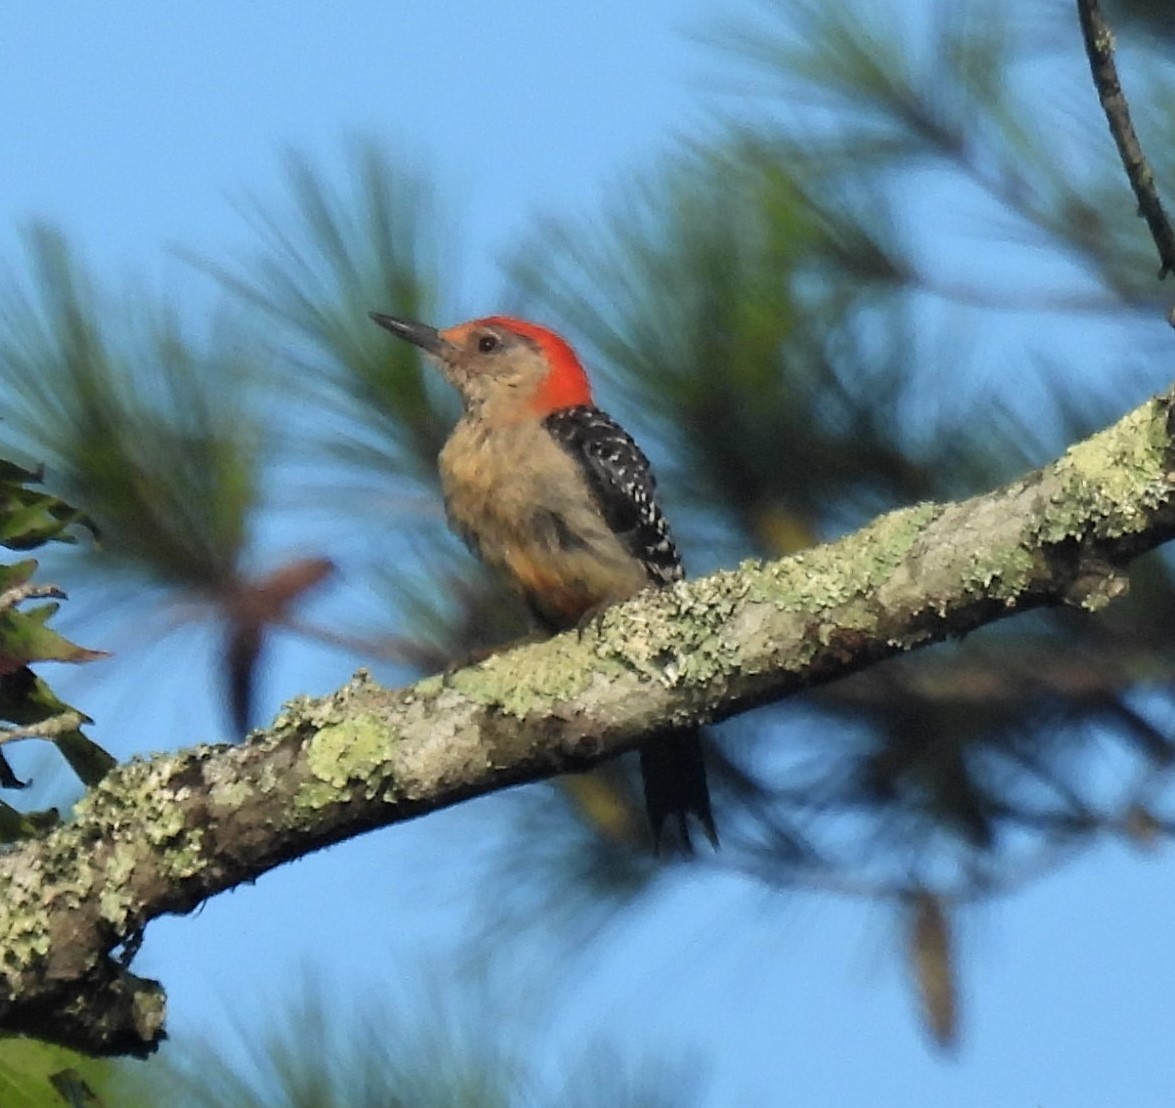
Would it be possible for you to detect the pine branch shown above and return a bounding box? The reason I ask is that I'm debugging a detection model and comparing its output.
[4,383,1175,1056]
[1077,0,1175,278]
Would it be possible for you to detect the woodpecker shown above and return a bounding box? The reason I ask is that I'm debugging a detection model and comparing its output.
[370,311,717,851]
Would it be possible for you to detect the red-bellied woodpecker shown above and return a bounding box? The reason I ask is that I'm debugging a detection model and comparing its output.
[371,311,717,851]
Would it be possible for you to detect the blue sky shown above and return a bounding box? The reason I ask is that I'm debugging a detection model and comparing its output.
[2,2,715,302]
[3,2,1175,1105]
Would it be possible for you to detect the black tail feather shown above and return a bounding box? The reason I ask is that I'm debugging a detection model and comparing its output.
[639,728,718,854]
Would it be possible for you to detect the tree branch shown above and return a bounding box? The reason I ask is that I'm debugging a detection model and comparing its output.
[1077,0,1175,278]
[4,385,1175,1056]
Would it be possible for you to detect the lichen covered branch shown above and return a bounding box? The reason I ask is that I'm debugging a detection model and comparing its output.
[3,385,1175,1056]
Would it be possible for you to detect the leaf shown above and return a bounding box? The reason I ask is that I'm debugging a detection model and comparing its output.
[907,890,958,1048]
[49,1068,106,1107]
[1122,803,1161,848]
[0,606,107,672]
[51,729,117,789]
[0,803,59,844]
[0,466,89,550]
[0,561,38,591]
[0,768,61,838]
[0,460,42,483]
[0,454,113,790]
[0,800,39,841]
[222,556,335,731]
[0,1038,118,1107]
[0,668,115,788]
[0,749,26,789]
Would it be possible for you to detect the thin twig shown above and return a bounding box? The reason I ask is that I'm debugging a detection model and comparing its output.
[0,711,84,744]
[1077,0,1175,279]
[0,582,65,613]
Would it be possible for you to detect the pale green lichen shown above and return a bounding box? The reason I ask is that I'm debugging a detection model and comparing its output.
[0,890,53,987]
[966,542,1039,605]
[957,397,1174,604]
[297,713,395,811]
[1036,398,1171,544]
[412,501,943,705]
[296,779,335,812]
[99,844,139,926]
[0,868,63,986]
[847,502,944,583]
[748,502,941,613]
[591,585,725,686]
[211,775,254,811]
[410,674,446,700]
[57,755,215,930]
[448,638,601,717]
[161,827,206,881]
[581,506,937,690]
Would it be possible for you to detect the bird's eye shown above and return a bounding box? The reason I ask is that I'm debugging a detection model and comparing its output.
[477,334,499,354]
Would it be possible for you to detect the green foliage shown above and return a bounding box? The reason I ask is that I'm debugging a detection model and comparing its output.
[0,1036,147,1108]
[0,460,88,550]
[0,226,342,733]
[105,978,698,1108]
[197,142,454,488]
[0,461,112,827]
[0,561,95,667]
[0,227,258,593]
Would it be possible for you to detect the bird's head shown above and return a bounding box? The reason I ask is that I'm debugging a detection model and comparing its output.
[370,313,593,416]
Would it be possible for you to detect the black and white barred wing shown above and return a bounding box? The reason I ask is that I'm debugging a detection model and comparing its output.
[543,405,683,586]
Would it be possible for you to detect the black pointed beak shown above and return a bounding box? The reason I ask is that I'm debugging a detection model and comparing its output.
[369,312,446,355]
